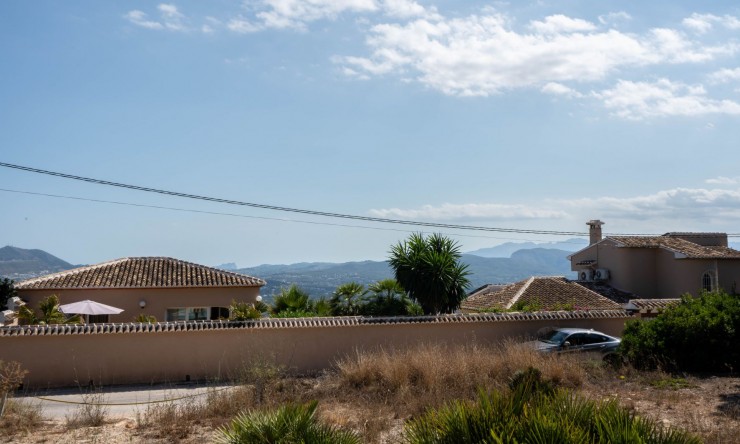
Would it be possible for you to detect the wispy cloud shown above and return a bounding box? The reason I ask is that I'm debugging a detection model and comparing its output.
[369,203,568,221]
[709,67,740,84]
[122,4,740,120]
[529,15,597,34]
[541,82,582,98]
[369,184,740,225]
[593,79,740,120]
[125,3,188,31]
[706,176,740,185]
[683,13,740,34]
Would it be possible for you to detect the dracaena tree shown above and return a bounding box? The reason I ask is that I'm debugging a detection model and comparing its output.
[388,233,470,315]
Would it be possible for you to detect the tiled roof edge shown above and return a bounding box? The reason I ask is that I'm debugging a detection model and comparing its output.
[0,311,630,337]
[15,257,266,289]
[15,258,130,289]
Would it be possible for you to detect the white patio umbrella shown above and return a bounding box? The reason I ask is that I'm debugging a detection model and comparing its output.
[59,300,124,323]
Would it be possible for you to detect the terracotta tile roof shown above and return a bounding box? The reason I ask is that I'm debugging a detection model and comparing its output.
[575,282,635,304]
[460,277,622,312]
[609,236,740,259]
[0,310,631,337]
[625,298,680,313]
[14,257,265,290]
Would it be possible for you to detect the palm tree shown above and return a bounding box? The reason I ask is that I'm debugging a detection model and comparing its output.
[389,233,470,314]
[17,294,81,325]
[365,279,420,316]
[329,282,366,316]
[271,285,313,316]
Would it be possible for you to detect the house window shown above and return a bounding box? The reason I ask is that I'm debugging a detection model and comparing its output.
[211,307,229,320]
[166,307,209,322]
[702,272,713,292]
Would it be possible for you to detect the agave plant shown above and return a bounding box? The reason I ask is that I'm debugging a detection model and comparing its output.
[217,400,360,444]
[403,374,701,444]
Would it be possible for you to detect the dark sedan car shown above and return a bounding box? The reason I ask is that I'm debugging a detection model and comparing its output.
[533,328,621,362]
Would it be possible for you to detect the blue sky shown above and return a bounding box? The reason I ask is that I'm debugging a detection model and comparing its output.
[2,0,740,267]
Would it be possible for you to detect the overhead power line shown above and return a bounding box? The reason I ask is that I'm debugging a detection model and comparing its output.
[4,161,736,237]
[0,161,588,236]
[0,188,587,244]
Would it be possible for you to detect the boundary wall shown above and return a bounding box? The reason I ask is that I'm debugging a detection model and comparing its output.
[0,311,629,389]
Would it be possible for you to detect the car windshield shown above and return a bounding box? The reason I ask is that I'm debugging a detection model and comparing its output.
[539,330,571,345]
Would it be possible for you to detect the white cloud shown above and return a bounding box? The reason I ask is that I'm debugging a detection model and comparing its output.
[255,0,378,30]
[125,3,188,32]
[227,17,263,33]
[598,11,631,26]
[559,187,740,221]
[529,15,597,34]
[706,176,740,185]
[369,185,740,225]
[338,10,737,97]
[683,13,740,34]
[124,10,164,30]
[541,82,582,98]
[381,0,437,19]
[369,203,567,221]
[594,79,740,120]
[709,67,740,83]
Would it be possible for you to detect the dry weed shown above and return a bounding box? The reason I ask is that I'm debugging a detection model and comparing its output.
[65,390,109,429]
[0,399,45,437]
[335,340,587,413]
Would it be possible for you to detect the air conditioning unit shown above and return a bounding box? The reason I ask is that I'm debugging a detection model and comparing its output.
[578,270,594,281]
[594,268,610,281]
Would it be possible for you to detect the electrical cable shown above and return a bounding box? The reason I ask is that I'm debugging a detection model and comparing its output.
[0,161,586,236]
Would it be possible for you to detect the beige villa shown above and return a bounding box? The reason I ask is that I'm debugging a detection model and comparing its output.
[569,220,740,299]
[14,257,265,323]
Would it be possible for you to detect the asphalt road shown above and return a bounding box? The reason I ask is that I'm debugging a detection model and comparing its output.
[14,383,235,420]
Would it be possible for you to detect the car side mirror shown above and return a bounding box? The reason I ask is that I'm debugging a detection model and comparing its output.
[563,341,571,348]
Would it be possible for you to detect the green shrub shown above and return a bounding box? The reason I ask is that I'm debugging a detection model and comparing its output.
[362,279,423,316]
[216,401,360,444]
[230,300,262,321]
[620,290,740,372]
[403,386,700,444]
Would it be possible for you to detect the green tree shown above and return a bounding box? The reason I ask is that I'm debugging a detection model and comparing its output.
[620,290,740,372]
[388,233,471,314]
[364,279,422,316]
[329,282,366,316]
[271,285,318,317]
[17,294,81,325]
[229,300,262,321]
[0,278,16,311]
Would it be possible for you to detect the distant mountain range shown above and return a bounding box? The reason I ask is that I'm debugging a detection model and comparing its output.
[0,246,75,280]
[466,238,588,258]
[7,238,740,300]
[238,248,574,299]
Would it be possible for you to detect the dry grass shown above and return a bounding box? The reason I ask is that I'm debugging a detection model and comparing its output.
[333,340,588,414]
[65,390,109,429]
[0,399,45,438]
[9,342,737,443]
